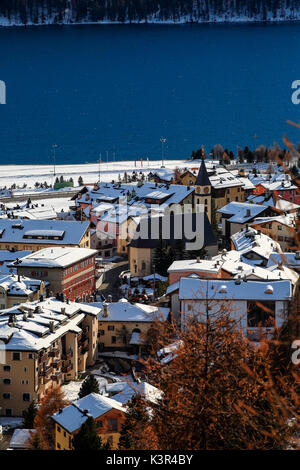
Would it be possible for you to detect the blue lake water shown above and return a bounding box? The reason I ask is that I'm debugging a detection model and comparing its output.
[0,23,299,165]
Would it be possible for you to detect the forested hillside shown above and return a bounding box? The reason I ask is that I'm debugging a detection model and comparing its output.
[0,0,300,25]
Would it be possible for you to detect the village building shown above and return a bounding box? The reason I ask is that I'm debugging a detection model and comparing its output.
[52,393,126,450]
[0,273,47,309]
[0,219,91,252]
[93,299,169,354]
[0,298,100,417]
[217,201,270,237]
[250,214,298,252]
[10,247,97,302]
[178,277,292,341]
[128,212,217,277]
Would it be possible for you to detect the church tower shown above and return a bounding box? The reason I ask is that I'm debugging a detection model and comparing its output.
[194,157,212,222]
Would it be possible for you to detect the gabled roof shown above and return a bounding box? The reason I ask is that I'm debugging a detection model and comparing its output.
[52,393,125,433]
[195,159,211,186]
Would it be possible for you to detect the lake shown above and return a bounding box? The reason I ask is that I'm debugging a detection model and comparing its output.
[0,23,299,165]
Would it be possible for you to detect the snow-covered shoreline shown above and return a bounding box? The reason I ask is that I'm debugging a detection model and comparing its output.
[0,16,300,28]
[0,159,191,188]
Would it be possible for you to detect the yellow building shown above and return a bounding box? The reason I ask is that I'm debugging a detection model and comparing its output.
[96,299,169,354]
[0,219,91,252]
[251,215,297,252]
[0,273,46,309]
[0,298,100,417]
[52,393,126,450]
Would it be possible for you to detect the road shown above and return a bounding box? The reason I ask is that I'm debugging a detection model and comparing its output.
[97,260,129,301]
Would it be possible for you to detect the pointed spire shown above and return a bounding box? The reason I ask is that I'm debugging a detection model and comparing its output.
[195,158,210,186]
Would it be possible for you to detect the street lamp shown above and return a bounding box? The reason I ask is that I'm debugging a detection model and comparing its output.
[52,144,58,176]
[98,153,102,183]
[160,137,166,168]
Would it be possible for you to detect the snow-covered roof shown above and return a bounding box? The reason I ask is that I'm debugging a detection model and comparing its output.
[218,202,268,223]
[267,252,300,269]
[52,393,125,433]
[178,277,292,302]
[168,258,221,274]
[75,182,194,214]
[250,214,296,229]
[0,298,100,351]
[8,429,35,449]
[0,273,45,296]
[91,300,169,323]
[231,227,282,260]
[0,219,90,245]
[14,247,97,269]
[113,382,162,405]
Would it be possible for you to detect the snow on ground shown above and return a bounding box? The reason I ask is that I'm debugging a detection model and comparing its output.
[61,375,109,402]
[0,159,221,189]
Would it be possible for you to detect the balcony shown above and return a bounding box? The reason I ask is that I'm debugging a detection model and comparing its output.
[51,372,62,383]
[39,352,48,363]
[51,360,62,369]
[62,349,73,360]
[48,348,60,358]
[62,364,73,373]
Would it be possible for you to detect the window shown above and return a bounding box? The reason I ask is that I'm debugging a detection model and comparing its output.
[3,365,10,372]
[23,393,30,402]
[247,301,275,327]
[3,378,11,385]
[5,409,12,417]
[64,431,66,437]
[98,329,104,336]
[278,225,282,231]
[57,426,61,433]
[96,420,103,428]
[107,418,118,431]
[108,325,114,331]
[2,393,10,399]
[111,336,116,344]
[12,352,21,361]
[57,443,61,449]
[28,353,33,359]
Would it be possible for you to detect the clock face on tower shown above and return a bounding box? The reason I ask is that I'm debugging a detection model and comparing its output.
[204,186,209,193]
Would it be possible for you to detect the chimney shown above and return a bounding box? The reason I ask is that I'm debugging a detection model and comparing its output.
[49,321,55,333]
[28,309,34,318]
[61,307,66,315]
[246,209,251,218]
[22,313,28,322]
[235,275,241,285]
[196,257,201,263]
[102,302,109,318]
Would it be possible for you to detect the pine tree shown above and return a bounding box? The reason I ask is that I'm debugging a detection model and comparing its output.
[72,416,103,451]
[78,175,83,186]
[23,401,38,429]
[78,374,100,399]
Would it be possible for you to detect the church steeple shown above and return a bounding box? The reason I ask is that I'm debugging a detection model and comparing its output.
[195,157,210,186]
[194,158,212,223]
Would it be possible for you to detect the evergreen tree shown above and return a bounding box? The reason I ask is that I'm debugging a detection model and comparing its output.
[72,416,102,451]
[153,239,168,276]
[78,374,100,399]
[78,175,83,186]
[23,401,38,429]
